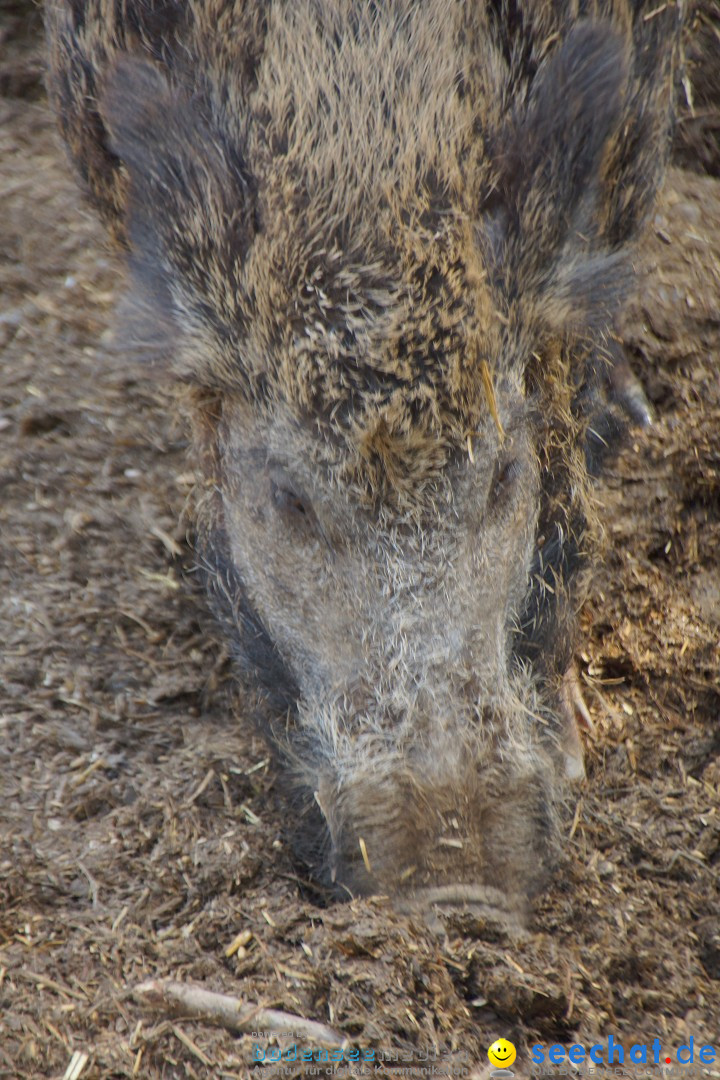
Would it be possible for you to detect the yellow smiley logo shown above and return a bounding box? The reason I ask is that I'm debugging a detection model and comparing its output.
[488,1038,517,1068]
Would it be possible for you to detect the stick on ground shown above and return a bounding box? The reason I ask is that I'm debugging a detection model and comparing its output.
[133,978,347,1048]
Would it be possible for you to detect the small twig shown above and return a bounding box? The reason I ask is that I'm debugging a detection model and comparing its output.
[479,358,506,441]
[132,979,347,1047]
[184,767,215,807]
[77,861,99,908]
[62,1051,89,1080]
[171,1025,213,1067]
[20,970,88,1003]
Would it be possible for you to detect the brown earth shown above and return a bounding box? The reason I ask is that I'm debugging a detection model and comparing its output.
[1,13,719,1080]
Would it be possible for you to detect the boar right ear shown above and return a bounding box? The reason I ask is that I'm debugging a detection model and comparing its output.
[99,57,255,375]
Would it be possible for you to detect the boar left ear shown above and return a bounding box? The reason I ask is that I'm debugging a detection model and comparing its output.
[99,56,255,372]
[484,21,640,333]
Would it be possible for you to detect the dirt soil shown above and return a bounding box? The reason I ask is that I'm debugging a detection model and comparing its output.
[1,15,719,1080]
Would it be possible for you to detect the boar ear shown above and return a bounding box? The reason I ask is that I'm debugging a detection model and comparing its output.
[488,21,631,332]
[99,57,254,372]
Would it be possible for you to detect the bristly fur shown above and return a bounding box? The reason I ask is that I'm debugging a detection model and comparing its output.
[46,1,682,919]
[46,2,680,500]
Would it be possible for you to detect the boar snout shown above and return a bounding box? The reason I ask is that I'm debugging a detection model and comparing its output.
[409,887,526,937]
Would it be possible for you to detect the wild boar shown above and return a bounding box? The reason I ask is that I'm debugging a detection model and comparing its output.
[46,1,681,927]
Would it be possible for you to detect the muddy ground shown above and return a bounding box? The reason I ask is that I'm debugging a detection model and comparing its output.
[1,13,719,1080]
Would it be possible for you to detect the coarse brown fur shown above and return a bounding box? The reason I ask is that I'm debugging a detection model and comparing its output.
[46,1,682,923]
[674,0,720,176]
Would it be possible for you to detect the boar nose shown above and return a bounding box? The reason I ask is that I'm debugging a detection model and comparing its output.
[405,884,526,936]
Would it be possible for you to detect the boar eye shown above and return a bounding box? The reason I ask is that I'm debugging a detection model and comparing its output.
[489,456,521,512]
[271,480,307,517]
[270,476,311,522]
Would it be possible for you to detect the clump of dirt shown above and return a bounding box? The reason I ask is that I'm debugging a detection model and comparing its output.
[1,14,718,1080]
